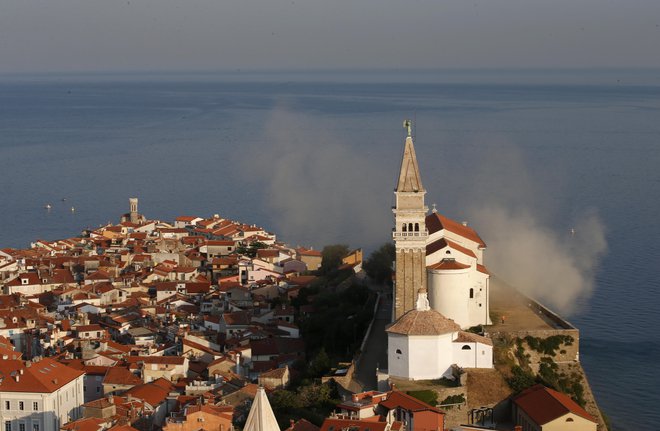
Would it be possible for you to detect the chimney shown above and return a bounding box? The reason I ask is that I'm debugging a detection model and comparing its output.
[462,221,468,227]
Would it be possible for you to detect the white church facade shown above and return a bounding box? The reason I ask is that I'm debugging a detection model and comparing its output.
[386,121,493,381]
[387,291,493,380]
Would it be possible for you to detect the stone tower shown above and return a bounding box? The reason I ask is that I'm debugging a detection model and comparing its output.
[392,120,428,321]
[129,198,139,224]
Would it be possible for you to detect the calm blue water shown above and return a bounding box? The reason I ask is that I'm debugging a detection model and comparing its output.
[1,70,659,430]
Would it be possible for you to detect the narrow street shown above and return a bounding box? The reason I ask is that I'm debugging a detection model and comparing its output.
[352,292,391,391]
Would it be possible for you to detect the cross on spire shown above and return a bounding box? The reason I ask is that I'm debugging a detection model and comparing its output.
[403,119,413,137]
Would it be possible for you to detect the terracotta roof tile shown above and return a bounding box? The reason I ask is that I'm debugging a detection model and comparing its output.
[426,212,486,247]
[386,309,460,336]
[513,384,596,425]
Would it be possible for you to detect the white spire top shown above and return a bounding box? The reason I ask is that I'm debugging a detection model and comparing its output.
[243,386,280,431]
[415,289,430,311]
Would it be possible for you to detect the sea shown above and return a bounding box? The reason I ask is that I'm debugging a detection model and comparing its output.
[1,69,659,430]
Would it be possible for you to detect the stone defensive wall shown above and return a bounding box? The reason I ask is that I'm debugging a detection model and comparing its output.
[488,290,580,363]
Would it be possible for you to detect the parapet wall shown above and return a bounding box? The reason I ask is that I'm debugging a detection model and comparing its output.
[489,294,580,362]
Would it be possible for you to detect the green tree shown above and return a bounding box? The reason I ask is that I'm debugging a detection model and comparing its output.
[320,244,350,275]
[309,348,331,377]
[235,241,268,258]
[363,242,395,285]
[270,390,301,410]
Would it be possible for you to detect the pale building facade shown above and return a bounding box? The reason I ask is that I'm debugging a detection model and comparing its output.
[0,358,85,431]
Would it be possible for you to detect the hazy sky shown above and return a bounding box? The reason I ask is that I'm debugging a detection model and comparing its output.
[1,0,659,73]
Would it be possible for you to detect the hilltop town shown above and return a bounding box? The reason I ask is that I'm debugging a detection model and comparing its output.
[0,127,608,431]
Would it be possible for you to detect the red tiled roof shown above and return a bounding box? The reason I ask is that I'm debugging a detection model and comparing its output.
[513,384,596,425]
[380,391,444,414]
[426,237,477,259]
[0,358,84,393]
[60,417,107,431]
[124,378,173,407]
[386,309,460,336]
[320,418,387,431]
[286,418,320,431]
[103,366,142,386]
[476,264,490,275]
[427,259,470,271]
[426,212,486,247]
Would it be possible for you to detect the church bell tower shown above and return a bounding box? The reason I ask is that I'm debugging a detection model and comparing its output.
[392,120,428,321]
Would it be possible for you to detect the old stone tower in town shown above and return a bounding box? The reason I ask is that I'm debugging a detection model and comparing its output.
[391,121,492,329]
[392,120,428,320]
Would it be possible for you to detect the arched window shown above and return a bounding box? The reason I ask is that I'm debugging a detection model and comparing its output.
[414,223,419,232]
[461,345,472,350]
[402,224,407,232]
[469,288,474,299]
[408,223,413,232]
[396,349,402,354]
[565,418,574,423]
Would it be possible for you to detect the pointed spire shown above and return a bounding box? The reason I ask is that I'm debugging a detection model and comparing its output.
[243,386,280,431]
[396,120,425,193]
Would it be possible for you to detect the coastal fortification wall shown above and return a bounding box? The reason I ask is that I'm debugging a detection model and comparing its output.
[489,293,580,363]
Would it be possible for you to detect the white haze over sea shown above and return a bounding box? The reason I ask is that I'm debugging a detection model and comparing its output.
[1,69,658,430]
[245,105,608,315]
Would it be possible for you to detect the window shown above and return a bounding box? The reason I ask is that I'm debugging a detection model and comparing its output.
[18,402,23,411]
[19,424,24,431]
[462,345,472,350]
[4,401,9,410]
[395,349,402,354]
[469,288,474,299]
[566,418,574,422]
[33,425,39,431]
[32,402,38,411]
[5,421,10,431]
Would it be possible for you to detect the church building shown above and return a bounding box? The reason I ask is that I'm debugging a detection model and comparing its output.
[392,121,491,329]
[386,121,493,381]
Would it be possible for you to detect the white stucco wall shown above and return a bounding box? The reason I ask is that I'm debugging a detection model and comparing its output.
[388,333,456,380]
[452,342,492,369]
[428,267,471,328]
[428,265,491,329]
[544,413,597,431]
